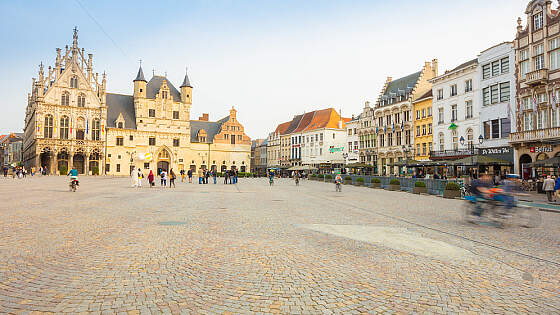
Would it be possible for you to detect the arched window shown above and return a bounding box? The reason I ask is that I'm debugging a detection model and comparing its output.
[70,76,78,88]
[92,119,100,141]
[76,117,85,140]
[77,93,86,107]
[466,128,474,148]
[61,91,70,106]
[60,116,69,139]
[44,115,54,138]
[158,150,170,160]
[452,130,458,150]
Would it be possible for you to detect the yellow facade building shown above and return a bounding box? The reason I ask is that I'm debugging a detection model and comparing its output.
[412,90,433,160]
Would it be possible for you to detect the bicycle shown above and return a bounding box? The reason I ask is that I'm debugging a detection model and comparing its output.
[269,177,274,186]
[335,181,342,192]
[463,192,541,228]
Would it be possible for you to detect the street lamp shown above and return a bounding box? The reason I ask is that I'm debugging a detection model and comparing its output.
[478,134,484,145]
[459,136,465,146]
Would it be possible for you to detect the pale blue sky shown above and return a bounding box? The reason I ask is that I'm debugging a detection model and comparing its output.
[0,0,528,138]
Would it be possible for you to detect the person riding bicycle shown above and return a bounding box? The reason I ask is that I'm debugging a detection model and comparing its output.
[469,173,492,217]
[67,167,79,185]
[335,173,342,184]
[496,174,524,211]
[268,170,275,184]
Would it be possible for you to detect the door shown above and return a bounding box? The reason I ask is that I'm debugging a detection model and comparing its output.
[157,161,169,175]
[73,154,85,174]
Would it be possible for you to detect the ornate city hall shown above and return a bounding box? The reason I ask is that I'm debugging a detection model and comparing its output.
[23,29,251,175]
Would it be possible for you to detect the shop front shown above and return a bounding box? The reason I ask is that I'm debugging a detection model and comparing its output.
[514,144,560,179]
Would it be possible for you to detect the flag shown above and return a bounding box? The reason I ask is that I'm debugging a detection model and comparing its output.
[392,122,395,133]
[86,118,89,134]
[384,125,387,133]
[70,118,73,135]
[401,122,404,131]
[533,95,537,111]
[375,126,378,134]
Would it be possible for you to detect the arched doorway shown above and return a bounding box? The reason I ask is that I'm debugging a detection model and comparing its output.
[157,149,171,174]
[39,149,52,174]
[89,151,101,175]
[519,154,532,180]
[57,151,69,174]
[73,154,85,174]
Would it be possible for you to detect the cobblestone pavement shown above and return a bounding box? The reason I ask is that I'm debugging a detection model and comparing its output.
[0,176,559,314]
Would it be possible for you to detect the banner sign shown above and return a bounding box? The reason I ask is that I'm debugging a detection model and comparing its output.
[329,147,344,153]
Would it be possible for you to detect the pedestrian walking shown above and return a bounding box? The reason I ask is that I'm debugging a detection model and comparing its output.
[137,168,143,188]
[148,170,155,187]
[205,170,210,184]
[169,169,176,188]
[224,170,229,184]
[3,166,7,177]
[543,175,555,202]
[198,169,203,184]
[555,176,560,202]
[187,169,192,183]
[180,169,185,182]
[212,169,217,184]
[160,169,168,186]
[234,169,238,184]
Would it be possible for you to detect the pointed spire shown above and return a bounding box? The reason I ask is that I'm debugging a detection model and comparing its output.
[180,67,192,88]
[134,60,146,82]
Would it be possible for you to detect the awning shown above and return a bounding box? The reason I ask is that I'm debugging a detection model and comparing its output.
[287,165,318,171]
[346,163,374,168]
[527,156,560,167]
[449,155,512,166]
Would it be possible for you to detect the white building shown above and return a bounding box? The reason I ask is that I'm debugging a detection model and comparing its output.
[344,115,360,166]
[431,59,481,159]
[300,108,348,171]
[478,42,516,149]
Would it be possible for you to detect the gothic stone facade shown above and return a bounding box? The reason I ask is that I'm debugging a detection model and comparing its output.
[23,29,251,175]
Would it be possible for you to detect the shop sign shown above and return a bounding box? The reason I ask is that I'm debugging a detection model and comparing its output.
[329,147,344,153]
[480,146,511,155]
[530,146,553,153]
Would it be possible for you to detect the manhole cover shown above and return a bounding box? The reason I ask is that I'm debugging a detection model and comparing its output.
[158,221,187,226]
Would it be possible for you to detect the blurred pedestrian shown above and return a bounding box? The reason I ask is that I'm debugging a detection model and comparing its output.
[148,170,155,187]
[169,169,176,188]
[187,169,193,183]
[555,175,560,202]
[212,169,217,184]
[160,169,167,186]
[543,175,555,202]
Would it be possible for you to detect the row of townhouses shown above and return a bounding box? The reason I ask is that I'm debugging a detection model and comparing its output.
[253,0,560,179]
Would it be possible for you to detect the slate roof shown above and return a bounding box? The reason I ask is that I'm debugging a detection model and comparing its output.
[146,76,181,102]
[106,93,137,129]
[180,70,192,88]
[382,71,422,98]
[449,58,478,73]
[292,112,314,133]
[190,119,227,143]
[283,114,305,134]
[134,66,146,82]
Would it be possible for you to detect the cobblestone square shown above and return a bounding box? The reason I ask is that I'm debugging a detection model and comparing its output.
[1,176,559,314]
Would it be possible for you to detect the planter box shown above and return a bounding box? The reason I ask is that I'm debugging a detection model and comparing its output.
[413,186,427,194]
[370,182,381,189]
[354,181,364,186]
[388,184,401,191]
[344,180,352,185]
[443,189,461,199]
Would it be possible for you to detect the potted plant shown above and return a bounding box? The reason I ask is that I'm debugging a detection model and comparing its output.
[344,176,352,185]
[58,165,68,176]
[325,174,333,182]
[388,179,400,191]
[310,174,317,180]
[413,181,427,194]
[355,177,365,186]
[443,182,461,199]
[370,178,381,188]
[317,174,325,181]
[91,166,99,176]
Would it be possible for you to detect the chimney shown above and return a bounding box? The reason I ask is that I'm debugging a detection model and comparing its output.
[198,113,209,121]
[432,59,438,77]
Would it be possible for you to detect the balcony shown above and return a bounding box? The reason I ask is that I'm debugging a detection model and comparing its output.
[429,149,477,160]
[525,68,548,86]
[510,127,560,143]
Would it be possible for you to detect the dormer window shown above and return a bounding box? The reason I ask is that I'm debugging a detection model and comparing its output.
[118,122,123,129]
[162,91,168,99]
[534,12,543,31]
[70,76,78,88]
[77,93,86,107]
